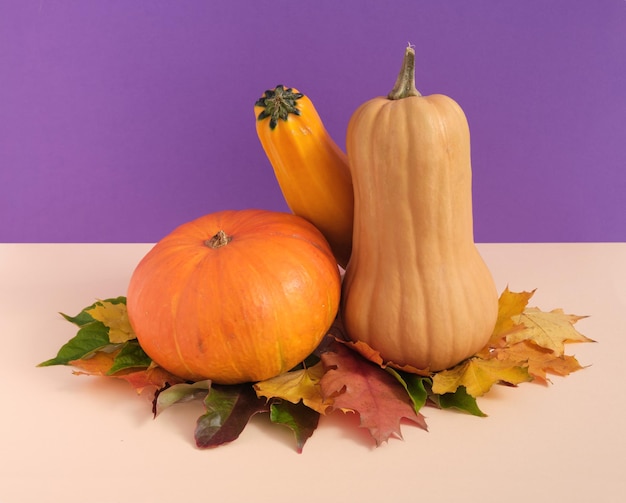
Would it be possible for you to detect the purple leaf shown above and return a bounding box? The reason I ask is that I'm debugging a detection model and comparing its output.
[269,400,320,453]
[195,384,269,448]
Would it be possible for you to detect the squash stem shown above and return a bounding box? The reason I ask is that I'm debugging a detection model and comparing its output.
[205,230,232,249]
[387,45,421,100]
[255,85,304,130]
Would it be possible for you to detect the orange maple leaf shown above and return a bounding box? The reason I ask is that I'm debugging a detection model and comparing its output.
[70,350,119,375]
[494,340,586,384]
[70,352,184,395]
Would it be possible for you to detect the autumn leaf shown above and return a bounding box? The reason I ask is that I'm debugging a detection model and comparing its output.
[495,288,535,334]
[340,339,432,375]
[269,400,320,453]
[320,343,428,445]
[116,366,186,395]
[153,380,211,417]
[69,349,184,394]
[508,307,593,356]
[389,367,486,416]
[385,368,429,415]
[493,287,535,338]
[195,384,269,449]
[431,357,531,397]
[60,296,127,327]
[63,338,155,378]
[86,300,136,343]
[429,386,487,417]
[69,349,119,375]
[38,322,112,367]
[494,340,586,384]
[475,287,535,358]
[254,361,330,414]
[105,340,152,375]
[39,297,134,367]
[69,348,183,394]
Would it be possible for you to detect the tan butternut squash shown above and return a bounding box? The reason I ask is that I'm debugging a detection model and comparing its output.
[341,46,498,372]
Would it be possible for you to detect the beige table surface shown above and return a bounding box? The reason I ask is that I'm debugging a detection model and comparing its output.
[0,243,623,503]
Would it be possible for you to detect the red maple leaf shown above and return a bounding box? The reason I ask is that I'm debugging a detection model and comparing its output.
[320,342,427,445]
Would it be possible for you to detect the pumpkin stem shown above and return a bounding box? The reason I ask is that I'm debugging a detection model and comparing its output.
[205,230,232,249]
[255,85,304,130]
[387,45,422,100]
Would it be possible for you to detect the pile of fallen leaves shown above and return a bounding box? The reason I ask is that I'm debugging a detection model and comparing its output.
[39,288,594,452]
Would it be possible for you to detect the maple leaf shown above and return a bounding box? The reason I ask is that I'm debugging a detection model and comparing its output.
[319,343,428,446]
[507,307,594,356]
[431,357,532,397]
[254,361,330,414]
[492,287,535,340]
[86,300,136,343]
[494,340,586,384]
[474,287,535,358]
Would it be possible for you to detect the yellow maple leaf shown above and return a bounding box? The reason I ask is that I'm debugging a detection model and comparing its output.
[473,288,535,359]
[86,301,136,344]
[254,361,330,414]
[507,307,593,356]
[494,288,536,337]
[431,357,532,397]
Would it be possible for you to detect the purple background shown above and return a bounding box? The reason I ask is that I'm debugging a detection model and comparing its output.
[2,1,625,243]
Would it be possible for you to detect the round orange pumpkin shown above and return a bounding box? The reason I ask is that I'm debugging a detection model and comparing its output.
[126,209,341,384]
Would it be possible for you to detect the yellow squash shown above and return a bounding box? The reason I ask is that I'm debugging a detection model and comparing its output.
[341,47,499,372]
[255,85,353,268]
